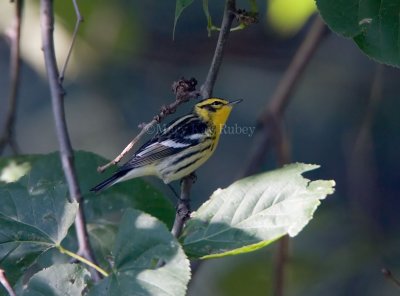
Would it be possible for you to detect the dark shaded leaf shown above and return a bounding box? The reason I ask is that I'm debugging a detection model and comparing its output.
[88,209,190,296]
[22,264,90,296]
[316,0,400,67]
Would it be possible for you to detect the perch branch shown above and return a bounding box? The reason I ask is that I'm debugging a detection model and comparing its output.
[201,0,236,98]
[97,78,200,173]
[0,269,16,296]
[172,0,237,239]
[171,174,195,237]
[0,0,23,155]
[40,0,99,281]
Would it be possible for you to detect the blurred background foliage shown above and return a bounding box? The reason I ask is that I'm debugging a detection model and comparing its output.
[0,0,399,295]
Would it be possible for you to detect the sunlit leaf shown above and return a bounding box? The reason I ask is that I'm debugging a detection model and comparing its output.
[0,161,31,183]
[181,163,335,258]
[316,0,400,67]
[88,209,191,296]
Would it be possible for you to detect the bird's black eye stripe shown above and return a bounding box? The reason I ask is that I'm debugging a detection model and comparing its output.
[201,105,217,112]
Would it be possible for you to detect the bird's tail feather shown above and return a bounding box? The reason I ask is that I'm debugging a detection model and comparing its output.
[90,170,128,193]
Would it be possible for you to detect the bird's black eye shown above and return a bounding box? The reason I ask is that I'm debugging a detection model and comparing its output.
[211,101,223,107]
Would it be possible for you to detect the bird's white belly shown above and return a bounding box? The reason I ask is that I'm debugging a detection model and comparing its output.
[156,143,215,183]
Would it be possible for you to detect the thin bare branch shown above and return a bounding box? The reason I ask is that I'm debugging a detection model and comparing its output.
[347,64,383,230]
[0,0,23,155]
[273,236,289,296]
[40,0,99,281]
[97,78,200,173]
[200,0,236,98]
[59,0,84,83]
[382,268,400,289]
[0,269,16,296]
[242,16,327,176]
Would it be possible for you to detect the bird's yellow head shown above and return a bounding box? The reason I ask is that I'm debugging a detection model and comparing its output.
[194,97,242,133]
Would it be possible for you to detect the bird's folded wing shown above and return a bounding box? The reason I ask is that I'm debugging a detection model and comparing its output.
[120,141,188,169]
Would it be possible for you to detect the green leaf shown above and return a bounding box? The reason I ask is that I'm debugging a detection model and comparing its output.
[74,151,175,228]
[173,0,194,39]
[0,151,174,284]
[180,163,335,259]
[316,0,400,67]
[21,264,90,296]
[86,221,117,269]
[0,182,78,284]
[0,152,175,228]
[88,209,191,296]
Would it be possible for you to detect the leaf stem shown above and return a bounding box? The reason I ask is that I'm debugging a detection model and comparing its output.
[57,245,109,277]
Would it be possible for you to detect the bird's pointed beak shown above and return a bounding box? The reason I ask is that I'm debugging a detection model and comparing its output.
[228,99,243,106]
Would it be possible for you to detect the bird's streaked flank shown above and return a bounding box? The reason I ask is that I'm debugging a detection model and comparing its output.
[91,97,242,192]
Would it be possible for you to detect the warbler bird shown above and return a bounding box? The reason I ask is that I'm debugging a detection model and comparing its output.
[90,97,242,192]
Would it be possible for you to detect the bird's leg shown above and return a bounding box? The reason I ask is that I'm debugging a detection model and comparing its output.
[176,198,191,220]
[187,172,197,183]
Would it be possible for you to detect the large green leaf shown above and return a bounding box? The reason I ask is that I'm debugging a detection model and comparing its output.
[316,0,400,67]
[180,163,335,258]
[88,209,191,296]
[21,264,90,296]
[0,182,78,284]
[0,151,174,285]
[173,0,194,38]
[0,152,175,228]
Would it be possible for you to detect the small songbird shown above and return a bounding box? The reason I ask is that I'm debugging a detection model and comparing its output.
[90,97,242,192]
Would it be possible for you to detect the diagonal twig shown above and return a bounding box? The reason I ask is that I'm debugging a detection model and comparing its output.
[59,0,84,83]
[0,269,16,296]
[40,0,100,281]
[97,79,200,173]
[97,0,236,173]
[0,0,23,155]
[382,268,400,289]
